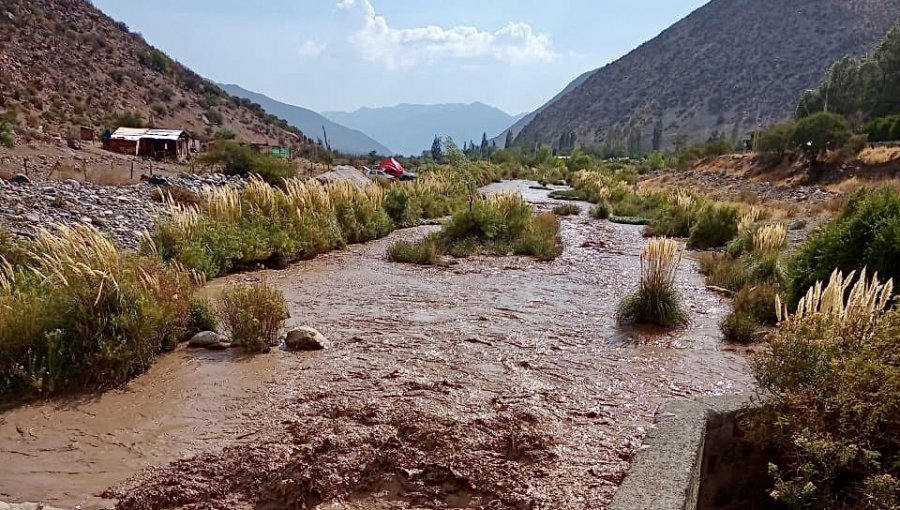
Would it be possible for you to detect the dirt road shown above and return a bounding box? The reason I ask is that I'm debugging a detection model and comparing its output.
[0,182,751,509]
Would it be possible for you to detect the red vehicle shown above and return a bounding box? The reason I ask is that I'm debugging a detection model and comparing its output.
[377,158,416,181]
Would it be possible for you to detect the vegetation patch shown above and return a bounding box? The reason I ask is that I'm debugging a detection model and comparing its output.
[617,237,688,328]
[551,204,581,216]
[750,270,898,510]
[217,283,288,353]
[0,225,195,399]
[388,193,562,266]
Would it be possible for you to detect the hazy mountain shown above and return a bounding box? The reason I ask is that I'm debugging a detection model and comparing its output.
[220,85,392,156]
[515,0,900,150]
[324,103,526,156]
[0,0,320,148]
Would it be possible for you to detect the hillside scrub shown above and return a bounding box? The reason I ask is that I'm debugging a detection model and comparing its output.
[788,187,900,306]
[791,112,852,164]
[388,193,563,266]
[0,225,196,399]
[198,142,297,185]
[749,270,898,510]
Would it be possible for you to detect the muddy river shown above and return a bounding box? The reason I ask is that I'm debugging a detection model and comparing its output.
[0,181,751,510]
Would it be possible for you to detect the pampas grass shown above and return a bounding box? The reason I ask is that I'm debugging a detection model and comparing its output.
[617,237,689,327]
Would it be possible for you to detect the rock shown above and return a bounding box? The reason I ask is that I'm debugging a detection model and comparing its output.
[188,331,227,348]
[284,327,331,351]
[79,216,92,224]
[64,179,81,189]
[9,174,31,184]
[206,341,232,351]
[24,213,40,222]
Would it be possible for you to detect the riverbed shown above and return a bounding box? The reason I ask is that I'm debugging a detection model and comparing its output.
[0,181,751,509]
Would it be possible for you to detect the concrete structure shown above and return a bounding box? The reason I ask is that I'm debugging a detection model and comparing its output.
[107,128,191,161]
[609,394,770,510]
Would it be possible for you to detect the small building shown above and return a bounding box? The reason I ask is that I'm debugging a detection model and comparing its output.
[107,127,192,161]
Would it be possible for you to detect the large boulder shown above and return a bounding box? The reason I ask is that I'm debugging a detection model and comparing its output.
[284,327,331,351]
[188,331,228,348]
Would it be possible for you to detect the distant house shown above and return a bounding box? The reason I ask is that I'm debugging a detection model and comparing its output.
[107,128,192,160]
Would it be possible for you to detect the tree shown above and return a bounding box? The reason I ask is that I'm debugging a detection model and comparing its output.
[652,119,664,151]
[444,137,465,166]
[504,130,514,149]
[430,135,444,162]
[791,112,852,164]
[756,122,796,162]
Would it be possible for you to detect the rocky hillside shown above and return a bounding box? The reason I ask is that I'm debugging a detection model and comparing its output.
[0,0,319,149]
[515,0,900,150]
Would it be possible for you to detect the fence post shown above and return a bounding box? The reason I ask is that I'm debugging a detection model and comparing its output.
[23,158,28,177]
[130,161,134,180]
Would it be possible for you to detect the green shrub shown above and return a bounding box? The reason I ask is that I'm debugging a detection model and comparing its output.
[187,297,218,333]
[383,186,423,228]
[0,226,194,398]
[719,312,760,344]
[696,252,748,292]
[592,201,611,219]
[514,213,563,261]
[198,142,296,185]
[788,187,900,305]
[617,238,688,328]
[756,122,795,163]
[387,234,446,266]
[552,204,581,216]
[749,302,900,510]
[688,204,740,249]
[217,283,288,353]
[0,119,15,149]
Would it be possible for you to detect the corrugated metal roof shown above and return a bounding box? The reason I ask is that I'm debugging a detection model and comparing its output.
[110,128,186,141]
[110,127,147,141]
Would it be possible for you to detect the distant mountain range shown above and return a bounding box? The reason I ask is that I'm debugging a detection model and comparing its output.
[324,104,527,156]
[220,85,391,155]
[514,0,900,150]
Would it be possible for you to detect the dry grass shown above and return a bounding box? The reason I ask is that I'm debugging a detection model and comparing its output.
[217,282,289,353]
[777,269,893,332]
[752,223,787,254]
[858,146,900,166]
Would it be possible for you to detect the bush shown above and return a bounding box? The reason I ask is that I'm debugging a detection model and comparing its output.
[0,119,15,148]
[112,111,144,129]
[552,204,581,216]
[617,238,689,327]
[198,142,296,185]
[592,201,611,219]
[687,203,740,249]
[0,225,194,397]
[719,312,760,344]
[696,252,748,292]
[788,187,900,305]
[187,297,218,334]
[387,234,446,266]
[749,272,899,510]
[217,283,288,352]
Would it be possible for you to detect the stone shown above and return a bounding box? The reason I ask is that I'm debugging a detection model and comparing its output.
[284,327,331,351]
[9,174,30,184]
[206,341,232,351]
[188,331,227,348]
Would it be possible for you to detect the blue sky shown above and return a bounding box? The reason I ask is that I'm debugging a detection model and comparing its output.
[93,0,710,114]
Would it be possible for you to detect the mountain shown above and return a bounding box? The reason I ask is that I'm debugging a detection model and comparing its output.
[492,69,596,146]
[0,0,319,150]
[220,85,392,156]
[515,0,900,151]
[324,103,525,156]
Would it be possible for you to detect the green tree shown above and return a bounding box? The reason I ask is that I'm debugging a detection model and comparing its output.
[652,119,664,151]
[444,137,465,166]
[430,135,443,162]
[504,130,514,149]
[480,132,489,158]
[791,112,852,163]
[756,122,796,162]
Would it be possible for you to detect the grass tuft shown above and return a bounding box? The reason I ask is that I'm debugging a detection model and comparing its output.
[217,283,288,352]
[617,237,689,328]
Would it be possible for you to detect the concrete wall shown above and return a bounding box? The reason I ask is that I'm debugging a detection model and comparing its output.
[609,394,770,510]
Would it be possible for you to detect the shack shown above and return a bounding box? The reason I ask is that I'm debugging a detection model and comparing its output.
[107,128,192,161]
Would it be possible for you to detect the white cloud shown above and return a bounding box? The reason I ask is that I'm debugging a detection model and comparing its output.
[336,0,558,68]
[298,40,328,58]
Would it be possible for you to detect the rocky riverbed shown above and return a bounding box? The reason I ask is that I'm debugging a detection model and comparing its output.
[0,173,246,248]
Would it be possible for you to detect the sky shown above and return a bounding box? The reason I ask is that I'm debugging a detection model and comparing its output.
[92,0,710,115]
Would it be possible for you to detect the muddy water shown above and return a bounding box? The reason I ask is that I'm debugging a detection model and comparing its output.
[0,181,751,510]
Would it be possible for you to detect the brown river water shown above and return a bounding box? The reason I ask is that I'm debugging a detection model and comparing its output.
[0,181,751,510]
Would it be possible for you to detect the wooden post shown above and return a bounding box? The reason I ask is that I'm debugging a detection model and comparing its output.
[149,160,153,176]
[23,158,28,177]
[130,161,134,180]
